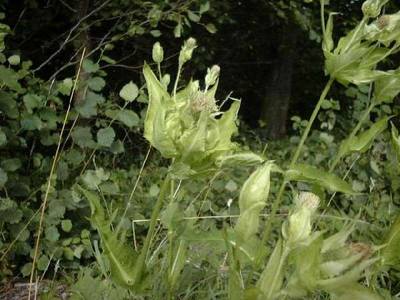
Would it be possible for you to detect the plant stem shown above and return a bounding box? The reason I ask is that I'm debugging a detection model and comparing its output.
[167,179,176,295]
[290,78,334,168]
[132,175,171,284]
[157,62,162,81]
[173,63,183,101]
[256,78,334,266]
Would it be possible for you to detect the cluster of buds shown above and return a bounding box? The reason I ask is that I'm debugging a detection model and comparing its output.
[282,192,320,246]
[205,65,221,88]
[322,0,400,86]
[362,0,388,18]
[365,11,400,46]
[143,38,241,178]
[179,38,197,65]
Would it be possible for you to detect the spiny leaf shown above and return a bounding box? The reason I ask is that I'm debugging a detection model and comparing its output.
[391,124,400,162]
[216,152,265,168]
[143,63,171,144]
[80,187,140,289]
[337,117,389,160]
[286,164,356,194]
[381,214,400,267]
[374,71,400,104]
[257,239,286,299]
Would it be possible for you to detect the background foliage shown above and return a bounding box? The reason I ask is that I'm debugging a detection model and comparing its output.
[0,0,400,299]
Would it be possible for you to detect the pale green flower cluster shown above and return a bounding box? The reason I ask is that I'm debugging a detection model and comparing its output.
[143,39,241,178]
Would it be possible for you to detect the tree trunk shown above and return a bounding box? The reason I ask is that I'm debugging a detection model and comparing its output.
[260,24,298,139]
[74,0,91,106]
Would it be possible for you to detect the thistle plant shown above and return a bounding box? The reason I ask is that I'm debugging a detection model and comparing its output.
[78,1,400,298]
[143,40,242,179]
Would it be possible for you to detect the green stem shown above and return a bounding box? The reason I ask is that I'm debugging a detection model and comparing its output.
[167,179,176,296]
[256,78,334,267]
[157,62,162,81]
[173,63,183,101]
[132,175,171,284]
[290,78,334,168]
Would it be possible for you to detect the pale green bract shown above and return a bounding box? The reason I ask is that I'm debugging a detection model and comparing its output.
[322,4,400,86]
[235,161,274,241]
[143,62,241,178]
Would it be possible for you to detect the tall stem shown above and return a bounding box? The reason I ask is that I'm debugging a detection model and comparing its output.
[256,78,334,266]
[173,63,183,101]
[132,175,171,283]
[290,78,334,168]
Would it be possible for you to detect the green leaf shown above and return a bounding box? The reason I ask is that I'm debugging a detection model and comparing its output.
[21,263,33,277]
[257,239,286,299]
[97,127,116,147]
[374,71,400,104]
[82,168,109,190]
[0,168,7,188]
[187,11,200,22]
[61,219,73,232]
[1,158,22,172]
[168,240,188,289]
[382,214,400,267]
[58,78,73,96]
[0,91,18,118]
[142,63,171,144]
[331,284,383,300]
[118,110,140,128]
[337,117,389,160]
[80,187,139,289]
[88,76,106,91]
[37,255,49,271]
[286,164,356,194]
[0,128,6,146]
[205,23,217,34]
[391,124,400,162]
[23,94,42,113]
[45,226,60,242]
[82,59,99,73]
[76,91,105,118]
[8,54,20,65]
[71,126,96,148]
[216,152,265,168]
[200,2,210,14]
[0,65,22,92]
[21,115,42,130]
[119,81,139,102]
[323,13,336,53]
[110,140,125,154]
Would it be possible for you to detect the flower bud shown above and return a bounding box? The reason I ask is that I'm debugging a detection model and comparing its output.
[296,191,320,212]
[362,0,388,18]
[161,73,170,88]
[152,42,164,63]
[205,65,220,87]
[282,192,320,245]
[179,37,197,65]
[235,162,273,240]
[239,163,273,210]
